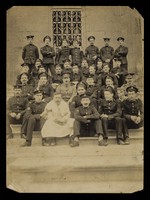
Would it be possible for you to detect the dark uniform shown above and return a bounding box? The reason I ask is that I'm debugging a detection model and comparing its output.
[122,90,143,140]
[97,98,123,141]
[21,98,46,145]
[100,46,114,69]
[22,44,39,73]
[7,94,29,137]
[114,38,128,70]
[38,82,54,101]
[71,72,82,83]
[73,104,102,137]
[16,73,35,87]
[40,45,55,75]
[55,46,71,65]
[80,67,89,80]
[52,74,63,84]
[86,84,98,97]
[85,45,99,65]
[98,72,118,87]
[70,47,84,67]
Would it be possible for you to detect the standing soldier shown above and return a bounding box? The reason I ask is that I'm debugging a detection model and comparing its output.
[22,35,39,73]
[100,38,114,70]
[40,36,55,76]
[21,89,47,147]
[97,87,125,146]
[114,37,128,70]
[122,86,144,145]
[85,36,100,65]
[7,85,29,139]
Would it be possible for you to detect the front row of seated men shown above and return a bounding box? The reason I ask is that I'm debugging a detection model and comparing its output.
[7,82,143,147]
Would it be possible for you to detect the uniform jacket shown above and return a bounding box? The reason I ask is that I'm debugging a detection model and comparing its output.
[86,85,98,96]
[98,72,118,87]
[22,44,39,64]
[114,45,128,64]
[70,72,82,82]
[97,99,122,118]
[100,46,114,62]
[74,105,100,123]
[122,98,143,121]
[52,74,63,84]
[7,96,29,115]
[70,47,84,66]
[85,45,100,63]
[38,82,54,98]
[40,45,55,64]
[56,47,71,65]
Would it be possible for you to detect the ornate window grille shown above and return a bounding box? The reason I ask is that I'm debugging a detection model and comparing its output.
[52,10,82,47]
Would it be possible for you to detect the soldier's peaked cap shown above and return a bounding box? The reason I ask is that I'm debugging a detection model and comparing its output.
[80,94,91,100]
[21,63,29,67]
[13,84,22,89]
[126,86,138,93]
[33,89,43,95]
[117,37,125,41]
[38,72,48,79]
[26,35,34,39]
[88,36,95,41]
[43,35,51,42]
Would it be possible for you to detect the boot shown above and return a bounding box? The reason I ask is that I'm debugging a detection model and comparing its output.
[20,141,31,147]
[70,137,79,147]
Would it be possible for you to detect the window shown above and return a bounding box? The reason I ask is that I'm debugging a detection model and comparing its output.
[52,10,82,47]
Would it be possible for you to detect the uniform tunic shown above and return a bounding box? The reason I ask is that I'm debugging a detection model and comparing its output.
[100,46,114,68]
[70,47,84,66]
[85,45,99,64]
[56,47,71,65]
[41,100,74,138]
[114,45,128,70]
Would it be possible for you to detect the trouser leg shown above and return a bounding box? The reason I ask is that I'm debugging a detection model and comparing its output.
[115,117,123,139]
[26,116,37,142]
[122,118,129,139]
[101,117,108,139]
[95,119,103,135]
[73,120,80,139]
[49,64,55,76]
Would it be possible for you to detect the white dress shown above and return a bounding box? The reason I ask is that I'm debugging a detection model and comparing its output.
[41,100,74,138]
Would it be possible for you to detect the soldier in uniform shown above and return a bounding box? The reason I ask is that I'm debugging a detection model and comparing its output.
[70,64,82,85]
[56,72,76,103]
[85,36,100,65]
[55,39,71,65]
[69,82,87,118]
[97,87,125,146]
[51,64,63,91]
[22,35,39,73]
[36,72,54,103]
[114,37,128,70]
[7,85,29,139]
[85,76,98,97]
[121,72,136,95]
[122,86,144,145]
[80,58,89,79]
[16,72,35,101]
[95,58,103,76]
[100,38,114,69]
[70,40,84,67]
[21,89,47,147]
[62,59,73,75]
[70,95,102,147]
[40,36,55,75]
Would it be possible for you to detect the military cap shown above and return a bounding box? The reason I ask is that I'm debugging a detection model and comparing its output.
[21,63,29,67]
[38,72,48,79]
[114,57,122,62]
[125,72,135,78]
[103,38,110,41]
[62,72,71,77]
[76,81,87,90]
[126,86,138,93]
[102,62,110,68]
[20,72,29,78]
[117,37,125,41]
[80,94,91,100]
[43,35,51,42]
[33,89,43,95]
[38,65,46,70]
[36,58,42,63]
[13,84,22,89]
[97,58,102,62]
[88,36,95,41]
[105,75,114,81]
[26,35,34,39]
[63,59,71,63]
[103,86,115,95]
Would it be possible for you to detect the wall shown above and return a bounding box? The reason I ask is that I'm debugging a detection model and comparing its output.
[7,6,144,87]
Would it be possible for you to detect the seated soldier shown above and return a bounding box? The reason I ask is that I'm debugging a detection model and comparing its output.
[70,64,82,85]
[31,58,43,78]
[62,59,73,75]
[7,85,29,139]
[56,72,76,104]
[97,63,118,87]
[97,87,125,146]
[21,89,47,147]
[16,63,35,86]
[122,86,144,145]
[70,94,102,147]
[85,76,97,97]
[87,65,99,84]
[51,64,63,91]
[111,57,128,87]
[95,58,103,76]
[69,82,87,118]
[16,72,35,101]
[117,87,127,102]
[80,58,89,79]
[36,72,54,103]
[41,92,74,146]
[34,65,52,85]
[121,72,136,95]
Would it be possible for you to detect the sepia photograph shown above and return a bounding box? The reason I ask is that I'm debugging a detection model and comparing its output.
[6,6,144,193]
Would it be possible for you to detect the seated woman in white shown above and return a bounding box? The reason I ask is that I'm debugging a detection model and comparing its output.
[41,92,74,146]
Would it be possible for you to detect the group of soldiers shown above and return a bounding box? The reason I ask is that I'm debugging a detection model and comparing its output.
[7,34,144,147]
